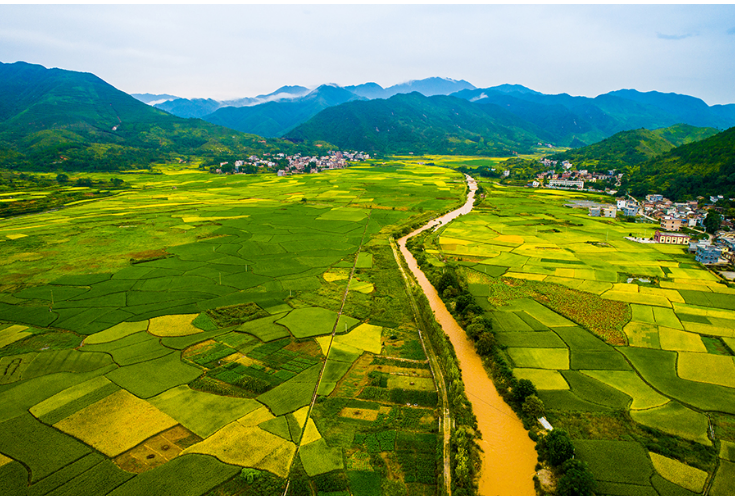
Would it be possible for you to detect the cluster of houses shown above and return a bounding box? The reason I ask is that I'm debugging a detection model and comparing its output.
[687,234,735,266]
[214,151,370,175]
[639,194,712,229]
[277,151,370,176]
[532,160,623,191]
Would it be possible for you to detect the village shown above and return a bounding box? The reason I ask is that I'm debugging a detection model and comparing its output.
[212,150,370,176]
[532,159,735,273]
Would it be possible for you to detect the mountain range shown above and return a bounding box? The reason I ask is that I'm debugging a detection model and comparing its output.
[0,61,321,172]
[130,78,735,156]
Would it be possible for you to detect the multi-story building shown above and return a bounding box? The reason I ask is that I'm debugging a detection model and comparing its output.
[660,216,682,232]
[696,244,722,264]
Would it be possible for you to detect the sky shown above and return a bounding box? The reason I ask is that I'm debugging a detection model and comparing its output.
[2,4,735,105]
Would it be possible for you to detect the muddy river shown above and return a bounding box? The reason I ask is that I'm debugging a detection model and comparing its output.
[397,175,538,496]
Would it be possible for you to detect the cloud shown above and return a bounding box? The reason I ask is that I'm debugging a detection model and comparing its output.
[727,27,735,35]
[656,32,695,40]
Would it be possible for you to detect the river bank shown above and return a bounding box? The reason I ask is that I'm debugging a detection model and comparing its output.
[397,175,538,496]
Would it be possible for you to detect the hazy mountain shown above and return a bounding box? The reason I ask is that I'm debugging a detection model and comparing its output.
[152,85,311,119]
[222,85,311,108]
[203,84,364,137]
[0,61,310,171]
[383,77,475,98]
[345,82,387,99]
[155,98,221,119]
[285,92,541,156]
[131,93,179,105]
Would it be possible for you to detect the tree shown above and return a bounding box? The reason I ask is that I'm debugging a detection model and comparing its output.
[110,177,124,187]
[557,459,596,495]
[475,332,495,355]
[522,395,545,418]
[538,429,575,466]
[514,378,538,401]
[436,270,459,294]
[56,173,69,183]
[704,209,722,234]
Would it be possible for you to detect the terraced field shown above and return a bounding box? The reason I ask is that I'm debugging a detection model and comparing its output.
[426,183,735,495]
[0,162,461,495]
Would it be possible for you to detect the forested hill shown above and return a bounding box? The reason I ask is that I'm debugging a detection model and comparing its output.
[285,92,543,156]
[550,124,719,172]
[623,126,735,200]
[0,62,313,172]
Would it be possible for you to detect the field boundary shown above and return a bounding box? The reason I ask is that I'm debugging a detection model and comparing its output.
[389,236,452,495]
[282,210,373,495]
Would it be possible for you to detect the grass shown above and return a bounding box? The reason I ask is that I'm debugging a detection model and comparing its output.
[506,347,569,370]
[620,346,735,413]
[0,413,92,482]
[236,313,290,342]
[84,320,149,344]
[149,385,263,438]
[24,452,104,495]
[105,351,202,398]
[658,326,708,352]
[29,375,119,425]
[257,364,321,416]
[299,438,344,477]
[677,352,735,388]
[183,420,295,476]
[278,307,346,338]
[581,370,670,410]
[109,453,240,495]
[572,439,653,486]
[48,459,135,495]
[55,389,178,457]
[512,368,569,390]
[148,313,202,336]
[21,349,113,380]
[709,459,735,495]
[648,452,708,493]
[630,401,711,446]
[562,370,632,409]
[334,323,383,354]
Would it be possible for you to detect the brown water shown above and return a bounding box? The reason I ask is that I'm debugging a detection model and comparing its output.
[398,175,537,496]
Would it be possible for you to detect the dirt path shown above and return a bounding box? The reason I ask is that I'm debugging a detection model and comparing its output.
[283,210,372,495]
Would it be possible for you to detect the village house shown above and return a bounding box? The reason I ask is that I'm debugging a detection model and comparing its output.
[696,244,723,264]
[660,216,682,232]
[654,230,690,245]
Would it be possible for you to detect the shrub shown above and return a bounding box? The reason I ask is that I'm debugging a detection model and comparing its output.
[522,395,546,419]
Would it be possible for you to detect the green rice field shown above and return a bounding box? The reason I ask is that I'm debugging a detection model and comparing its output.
[425,181,735,495]
[0,161,457,495]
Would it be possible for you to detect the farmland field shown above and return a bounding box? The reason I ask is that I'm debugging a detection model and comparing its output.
[0,160,459,495]
[419,181,735,495]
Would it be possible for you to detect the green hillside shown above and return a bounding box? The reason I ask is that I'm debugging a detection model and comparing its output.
[285,92,542,156]
[624,126,735,199]
[0,62,312,172]
[551,125,719,172]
